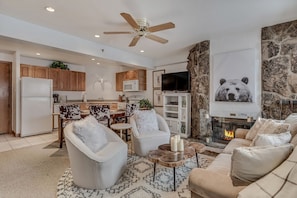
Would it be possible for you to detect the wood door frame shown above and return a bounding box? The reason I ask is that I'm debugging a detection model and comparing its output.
[0,61,12,134]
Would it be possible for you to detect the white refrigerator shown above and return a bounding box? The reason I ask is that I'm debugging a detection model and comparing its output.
[21,77,53,137]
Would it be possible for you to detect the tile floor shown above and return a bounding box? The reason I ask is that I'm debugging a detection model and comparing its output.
[0,130,58,153]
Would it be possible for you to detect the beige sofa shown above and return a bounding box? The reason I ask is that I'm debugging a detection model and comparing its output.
[189,114,297,198]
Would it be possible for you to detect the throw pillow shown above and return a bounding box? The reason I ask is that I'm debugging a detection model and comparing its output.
[285,113,297,137]
[253,131,292,147]
[72,115,108,152]
[250,120,290,146]
[245,117,268,140]
[133,109,159,134]
[231,144,294,186]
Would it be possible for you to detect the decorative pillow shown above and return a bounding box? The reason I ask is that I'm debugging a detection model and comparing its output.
[285,113,297,137]
[254,131,292,146]
[245,117,269,140]
[231,144,294,186]
[250,120,290,146]
[72,115,108,152]
[133,109,158,134]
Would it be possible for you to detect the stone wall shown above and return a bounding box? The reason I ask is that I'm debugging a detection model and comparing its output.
[187,41,210,138]
[262,20,297,119]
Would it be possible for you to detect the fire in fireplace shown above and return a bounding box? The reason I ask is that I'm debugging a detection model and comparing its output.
[224,129,235,140]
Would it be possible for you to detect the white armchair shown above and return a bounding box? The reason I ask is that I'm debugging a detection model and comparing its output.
[64,118,127,190]
[130,112,171,156]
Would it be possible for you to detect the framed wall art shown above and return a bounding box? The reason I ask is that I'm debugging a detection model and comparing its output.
[153,89,163,107]
[153,70,165,89]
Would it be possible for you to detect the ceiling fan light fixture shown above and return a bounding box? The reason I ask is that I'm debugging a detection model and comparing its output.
[45,6,55,12]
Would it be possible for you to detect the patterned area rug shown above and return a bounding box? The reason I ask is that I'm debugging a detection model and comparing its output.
[57,153,214,198]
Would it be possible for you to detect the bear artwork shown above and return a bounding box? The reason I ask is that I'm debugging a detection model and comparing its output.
[215,77,252,102]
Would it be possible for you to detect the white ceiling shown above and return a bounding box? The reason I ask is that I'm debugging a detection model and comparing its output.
[1,0,297,68]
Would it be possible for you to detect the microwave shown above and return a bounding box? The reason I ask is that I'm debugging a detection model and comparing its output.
[123,80,139,92]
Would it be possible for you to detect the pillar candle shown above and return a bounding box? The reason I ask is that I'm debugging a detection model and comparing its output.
[171,137,177,152]
[178,139,184,152]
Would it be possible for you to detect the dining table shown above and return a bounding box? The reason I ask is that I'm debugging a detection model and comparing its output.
[57,109,126,148]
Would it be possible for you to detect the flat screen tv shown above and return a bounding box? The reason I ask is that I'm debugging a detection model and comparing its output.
[161,71,190,92]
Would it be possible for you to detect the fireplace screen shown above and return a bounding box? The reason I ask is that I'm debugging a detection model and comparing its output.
[211,117,252,144]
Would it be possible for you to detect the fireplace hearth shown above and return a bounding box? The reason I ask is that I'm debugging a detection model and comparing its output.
[211,117,253,144]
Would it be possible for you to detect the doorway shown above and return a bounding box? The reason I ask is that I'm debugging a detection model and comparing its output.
[0,62,12,134]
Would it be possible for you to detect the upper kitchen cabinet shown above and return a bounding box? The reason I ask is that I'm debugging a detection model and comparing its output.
[21,64,86,91]
[34,66,49,78]
[48,68,60,90]
[70,71,86,91]
[20,64,34,77]
[21,64,49,78]
[116,72,125,91]
[59,69,71,91]
[77,71,86,91]
[116,69,147,91]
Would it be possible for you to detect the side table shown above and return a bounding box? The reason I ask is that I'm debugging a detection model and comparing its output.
[110,123,133,152]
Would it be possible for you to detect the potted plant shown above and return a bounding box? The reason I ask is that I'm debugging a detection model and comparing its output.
[50,61,69,70]
[139,99,153,110]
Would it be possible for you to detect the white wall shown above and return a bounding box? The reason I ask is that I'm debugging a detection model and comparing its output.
[209,29,262,119]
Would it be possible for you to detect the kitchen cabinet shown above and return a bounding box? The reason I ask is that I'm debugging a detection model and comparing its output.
[33,66,49,78]
[70,71,86,91]
[59,69,71,91]
[48,68,60,91]
[20,64,34,77]
[77,72,86,91]
[21,64,48,78]
[22,64,86,91]
[116,69,146,91]
[116,72,125,91]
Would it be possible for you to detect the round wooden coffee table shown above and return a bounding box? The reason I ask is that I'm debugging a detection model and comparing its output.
[147,141,205,191]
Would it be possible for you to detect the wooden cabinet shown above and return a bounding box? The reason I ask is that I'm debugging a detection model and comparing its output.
[70,71,86,91]
[33,66,48,78]
[59,69,71,91]
[116,72,125,91]
[21,64,86,91]
[21,64,48,78]
[20,64,34,77]
[48,68,60,91]
[116,69,146,91]
[77,72,86,91]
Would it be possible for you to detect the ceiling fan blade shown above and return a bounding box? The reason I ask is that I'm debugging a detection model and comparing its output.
[148,22,175,33]
[104,31,134,34]
[120,12,139,29]
[129,36,141,47]
[145,34,168,44]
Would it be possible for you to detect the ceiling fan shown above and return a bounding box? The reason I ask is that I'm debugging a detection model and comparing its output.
[104,13,175,47]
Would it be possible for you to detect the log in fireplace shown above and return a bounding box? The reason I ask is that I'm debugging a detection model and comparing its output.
[211,117,253,144]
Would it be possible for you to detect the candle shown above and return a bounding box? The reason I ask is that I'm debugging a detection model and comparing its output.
[171,136,177,152]
[178,139,184,152]
[176,135,180,142]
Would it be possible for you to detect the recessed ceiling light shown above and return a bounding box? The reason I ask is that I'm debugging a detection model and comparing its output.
[36,53,40,56]
[97,62,100,65]
[140,50,144,53]
[94,34,100,38]
[45,6,55,12]
[91,58,95,61]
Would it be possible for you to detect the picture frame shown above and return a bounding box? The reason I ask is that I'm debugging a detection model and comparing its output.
[153,70,165,89]
[153,89,163,107]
